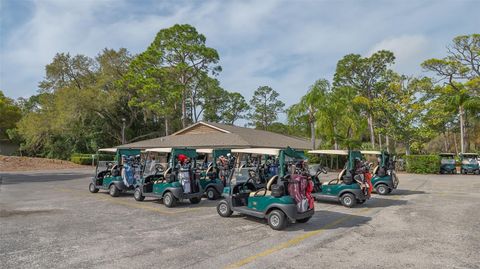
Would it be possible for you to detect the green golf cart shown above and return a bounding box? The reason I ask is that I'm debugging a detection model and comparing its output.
[133,147,204,207]
[308,150,370,207]
[439,153,457,174]
[196,148,231,200]
[89,148,142,197]
[217,147,314,230]
[460,153,480,175]
[362,150,399,195]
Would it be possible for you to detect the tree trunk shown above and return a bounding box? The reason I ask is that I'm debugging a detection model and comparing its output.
[385,135,390,153]
[453,132,459,155]
[181,90,187,128]
[443,132,448,152]
[378,134,382,149]
[459,105,465,153]
[164,117,169,136]
[310,120,316,150]
[405,141,411,156]
[333,124,338,150]
[367,113,375,148]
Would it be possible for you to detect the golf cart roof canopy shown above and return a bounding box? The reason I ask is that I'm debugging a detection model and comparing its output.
[196,148,213,154]
[98,148,117,153]
[461,153,479,157]
[360,150,382,155]
[308,150,349,155]
[231,148,281,156]
[145,148,172,153]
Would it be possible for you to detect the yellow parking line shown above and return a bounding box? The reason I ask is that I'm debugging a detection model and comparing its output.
[56,188,202,215]
[225,208,371,269]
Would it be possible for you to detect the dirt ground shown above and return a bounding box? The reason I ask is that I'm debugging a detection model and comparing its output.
[0,155,85,171]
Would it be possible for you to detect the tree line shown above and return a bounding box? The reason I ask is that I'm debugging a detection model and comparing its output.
[287,34,480,154]
[0,24,478,159]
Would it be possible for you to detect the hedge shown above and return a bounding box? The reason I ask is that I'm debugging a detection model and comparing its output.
[70,153,114,165]
[405,155,441,174]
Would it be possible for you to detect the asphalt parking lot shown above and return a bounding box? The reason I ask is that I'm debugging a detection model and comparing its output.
[1,169,480,269]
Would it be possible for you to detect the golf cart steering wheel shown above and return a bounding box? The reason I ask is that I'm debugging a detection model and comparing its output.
[241,177,256,192]
[154,164,165,174]
[318,166,328,174]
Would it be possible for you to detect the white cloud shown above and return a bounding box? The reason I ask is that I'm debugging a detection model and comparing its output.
[368,35,430,76]
[1,0,479,117]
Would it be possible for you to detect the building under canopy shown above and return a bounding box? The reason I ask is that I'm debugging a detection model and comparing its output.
[117,121,311,150]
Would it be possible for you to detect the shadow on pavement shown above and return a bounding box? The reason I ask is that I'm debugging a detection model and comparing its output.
[236,210,371,232]
[95,192,219,209]
[388,189,426,196]
[365,197,408,208]
[289,210,371,232]
[0,172,89,185]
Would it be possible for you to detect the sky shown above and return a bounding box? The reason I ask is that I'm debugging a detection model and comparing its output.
[1,0,479,111]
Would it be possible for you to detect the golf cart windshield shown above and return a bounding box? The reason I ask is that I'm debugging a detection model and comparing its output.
[230,167,258,185]
[462,156,478,165]
[441,158,455,164]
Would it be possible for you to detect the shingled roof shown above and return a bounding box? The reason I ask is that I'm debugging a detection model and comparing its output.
[117,121,312,150]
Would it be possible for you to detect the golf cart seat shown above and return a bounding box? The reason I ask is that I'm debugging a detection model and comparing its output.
[322,169,346,185]
[163,167,172,178]
[372,165,379,175]
[205,165,213,179]
[250,175,277,196]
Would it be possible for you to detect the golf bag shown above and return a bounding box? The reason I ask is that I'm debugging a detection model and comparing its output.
[178,167,192,193]
[122,158,136,187]
[288,174,309,212]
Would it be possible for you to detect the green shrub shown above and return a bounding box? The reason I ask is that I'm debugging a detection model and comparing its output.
[405,155,441,174]
[70,153,114,165]
[70,156,93,165]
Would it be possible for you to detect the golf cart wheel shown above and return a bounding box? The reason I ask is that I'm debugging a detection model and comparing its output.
[268,210,287,230]
[109,184,120,197]
[134,187,145,201]
[296,216,311,223]
[217,200,233,217]
[206,188,219,200]
[89,183,99,193]
[340,193,356,208]
[376,184,389,195]
[163,192,176,208]
[189,197,201,204]
[475,170,480,175]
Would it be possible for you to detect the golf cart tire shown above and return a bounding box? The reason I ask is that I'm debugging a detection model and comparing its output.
[89,183,99,193]
[217,200,233,217]
[109,184,120,197]
[267,209,287,230]
[206,187,219,200]
[340,193,356,208]
[189,197,201,204]
[296,216,311,223]
[134,187,145,201]
[475,170,480,175]
[376,184,389,195]
[163,192,176,208]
